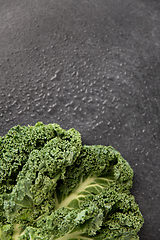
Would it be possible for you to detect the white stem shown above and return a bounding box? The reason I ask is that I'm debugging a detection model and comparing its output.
[12,224,21,240]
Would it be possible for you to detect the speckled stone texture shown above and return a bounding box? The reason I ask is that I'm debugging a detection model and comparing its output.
[0,0,160,239]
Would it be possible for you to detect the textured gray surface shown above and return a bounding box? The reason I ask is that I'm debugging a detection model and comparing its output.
[0,0,160,239]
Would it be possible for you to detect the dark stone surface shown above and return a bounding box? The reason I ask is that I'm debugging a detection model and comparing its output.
[0,0,160,239]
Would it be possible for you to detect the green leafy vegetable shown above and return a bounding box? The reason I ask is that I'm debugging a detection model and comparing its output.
[0,122,144,240]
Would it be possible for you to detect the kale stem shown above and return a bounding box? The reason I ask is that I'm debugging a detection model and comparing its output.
[12,224,21,240]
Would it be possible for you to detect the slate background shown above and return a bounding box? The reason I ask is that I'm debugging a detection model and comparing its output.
[0,0,160,239]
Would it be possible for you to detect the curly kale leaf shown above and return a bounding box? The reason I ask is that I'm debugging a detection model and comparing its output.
[0,123,144,240]
[55,145,133,208]
[3,126,82,226]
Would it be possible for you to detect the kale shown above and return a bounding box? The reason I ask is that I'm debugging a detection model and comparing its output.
[0,122,144,240]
